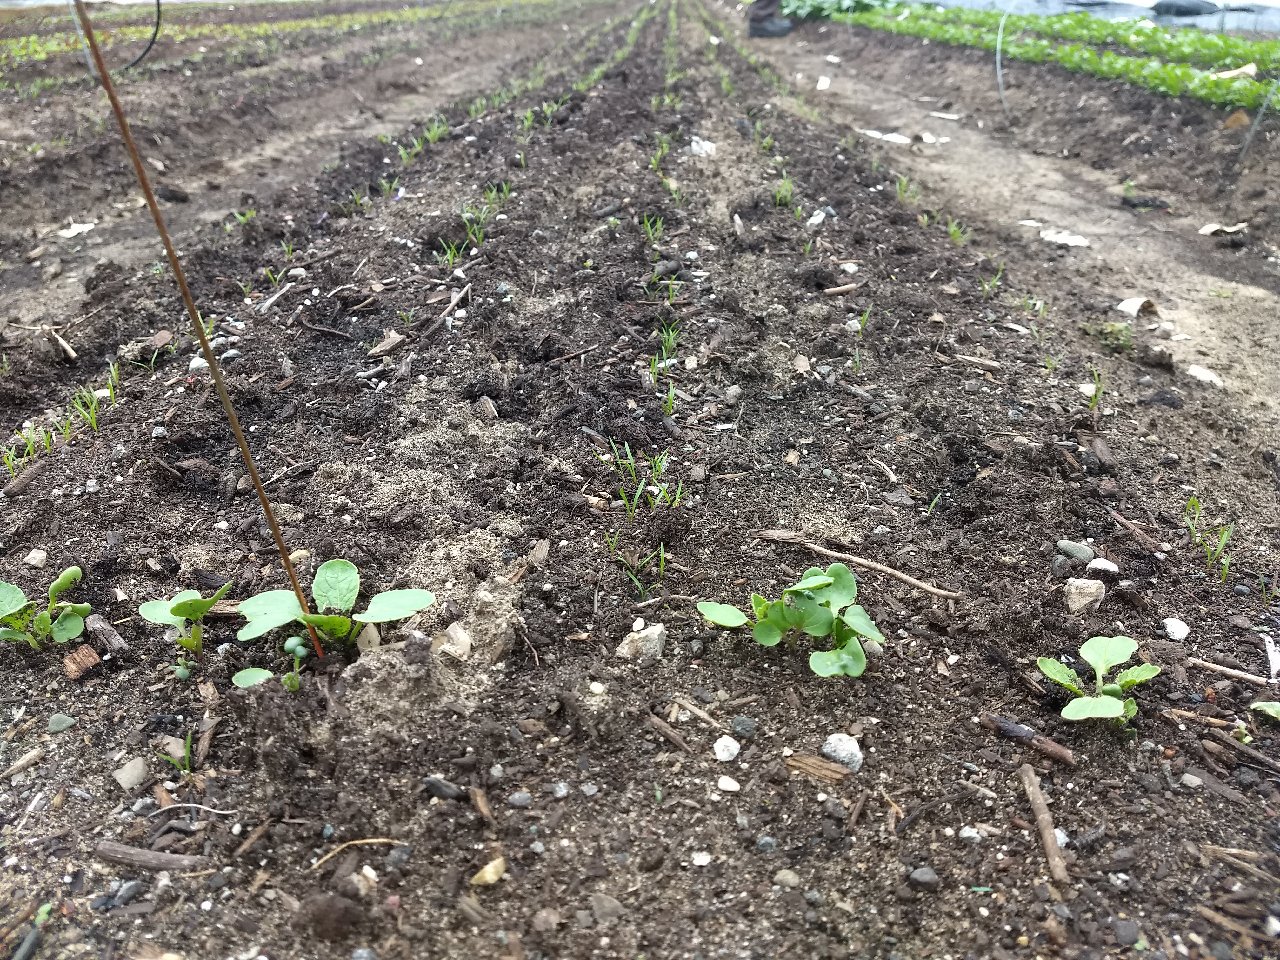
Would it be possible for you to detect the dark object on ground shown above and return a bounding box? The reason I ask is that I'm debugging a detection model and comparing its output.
[1152,0,1219,15]
[749,16,793,37]
[1122,194,1169,211]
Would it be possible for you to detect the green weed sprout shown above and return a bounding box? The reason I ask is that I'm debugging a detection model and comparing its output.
[773,174,794,208]
[946,217,970,246]
[1087,366,1104,410]
[642,214,664,245]
[236,558,434,650]
[1037,635,1160,722]
[157,731,194,776]
[424,117,449,143]
[139,582,232,677]
[0,567,90,649]
[697,563,883,678]
[71,387,100,432]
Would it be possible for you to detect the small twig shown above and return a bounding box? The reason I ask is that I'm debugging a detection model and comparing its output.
[980,713,1075,767]
[309,838,400,872]
[868,457,897,484]
[823,282,858,296]
[548,343,601,365]
[645,712,692,753]
[847,787,870,829]
[1186,657,1272,688]
[415,283,472,339]
[1162,708,1237,729]
[299,317,354,340]
[1106,508,1162,553]
[1205,727,1280,775]
[671,697,727,731]
[896,789,970,835]
[146,802,238,818]
[755,529,963,599]
[1018,763,1070,885]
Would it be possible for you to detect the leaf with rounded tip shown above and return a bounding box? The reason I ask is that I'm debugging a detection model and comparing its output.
[141,590,201,628]
[237,590,303,641]
[785,574,834,594]
[809,640,867,678]
[1122,697,1138,720]
[841,604,884,643]
[171,582,232,623]
[1249,702,1280,722]
[1037,657,1085,695]
[809,563,857,612]
[232,668,274,689]
[0,628,33,646]
[47,566,82,604]
[697,602,749,628]
[0,583,30,621]
[312,559,360,613]
[752,621,783,647]
[354,589,436,624]
[300,613,352,640]
[1061,695,1125,720]
[791,594,834,638]
[1114,663,1160,691]
[1078,635,1137,682]
[51,610,85,644]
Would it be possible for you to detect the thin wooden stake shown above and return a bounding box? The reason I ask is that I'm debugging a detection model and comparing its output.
[71,0,323,656]
[1018,764,1070,886]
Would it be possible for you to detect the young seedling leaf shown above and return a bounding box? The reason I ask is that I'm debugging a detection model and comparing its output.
[809,641,867,678]
[300,613,352,639]
[808,563,857,611]
[50,609,85,644]
[47,566,82,604]
[1114,663,1160,691]
[353,589,437,624]
[237,590,304,641]
[1061,695,1125,720]
[1037,657,1084,695]
[791,594,834,637]
[752,621,784,647]
[141,590,202,628]
[1249,701,1280,721]
[785,574,834,594]
[170,582,232,623]
[0,627,33,645]
[1078,635,1137,683]
[750,593,769,622]
[0,583,29,620]
[841,604,885,643]
[696,602,749,628]
[1122,697,1138,720]
[312,559,360,613]
[231,668,274,689]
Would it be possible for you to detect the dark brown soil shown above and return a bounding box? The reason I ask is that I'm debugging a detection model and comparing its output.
[1,2,1278,959]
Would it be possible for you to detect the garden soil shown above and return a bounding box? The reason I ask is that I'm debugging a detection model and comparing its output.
[0,2,1278,959]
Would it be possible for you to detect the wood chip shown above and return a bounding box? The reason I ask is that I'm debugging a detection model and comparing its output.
[0,746,45,780]
[85,614,129,657]
[785,753,851,784]
[63,644,102,681]
[367,329,407,358]
[954,354,1001,372]
[233,820,273,858]
[95,840,209,872]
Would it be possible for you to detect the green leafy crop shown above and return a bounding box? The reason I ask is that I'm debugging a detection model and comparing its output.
[1038,635,1160,722]
[139,582,232,679]
[237,559,434,648]
[0,567,90,649]
[697,563,884,677]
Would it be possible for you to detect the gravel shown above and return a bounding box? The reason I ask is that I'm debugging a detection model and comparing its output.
[820,733,863,772]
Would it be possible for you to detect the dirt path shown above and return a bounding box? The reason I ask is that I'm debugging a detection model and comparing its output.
[1,2,1278,958]
[746,14,1280,420]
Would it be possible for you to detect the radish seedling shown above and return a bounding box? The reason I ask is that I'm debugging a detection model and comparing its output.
[698,563,883,678]
[1037,635,1160,722]
[0,567,90,649]
[237,558,434,649]
[139,582,232,676]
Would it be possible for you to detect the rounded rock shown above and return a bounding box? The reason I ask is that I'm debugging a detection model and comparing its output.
[1056,540,1095,563]
[713,735,741,762]
[908,866,941,892]
[820,733,863,772]
[773,869,801,889]
[507,791,533,809]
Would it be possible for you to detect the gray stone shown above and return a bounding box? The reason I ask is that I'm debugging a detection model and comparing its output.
[550,782,570,799]
[351,949,379,960]
[773,869,801,888]
[23,549,47,569]
[590,892,626,922]
[47,714,76,733]
[1113,919,1141,947]
[384,846,411,870]
[820,733,863,772]
[1050,555,1075,580]
[1180,773,1203,789]
[507,791,533,809]
[113,879,144,906]
[1063,578,1106,613]
[730,715,758,739]
[908,866,941,892]
[756,835,778,854]
[580,783,599,797]
[616,623,667,660]
[1162,617,1190,642]
[1056,540,1095,563]
[112,757,149,792]
[422,776,466,801]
